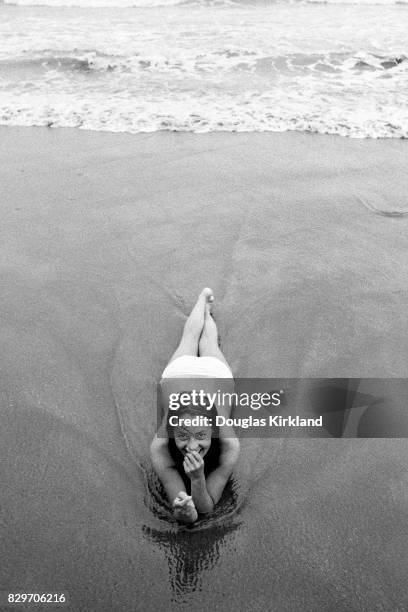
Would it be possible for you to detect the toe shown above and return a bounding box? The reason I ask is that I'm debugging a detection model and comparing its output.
[201,287,214,303]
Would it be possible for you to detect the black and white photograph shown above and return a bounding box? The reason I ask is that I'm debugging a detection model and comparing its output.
[1,0,408,609]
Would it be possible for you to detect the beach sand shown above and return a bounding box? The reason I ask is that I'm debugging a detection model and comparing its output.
[1,126,408,611]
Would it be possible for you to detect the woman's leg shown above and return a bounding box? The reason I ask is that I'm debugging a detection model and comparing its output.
[167,288,213,364]
[198,300,231,369]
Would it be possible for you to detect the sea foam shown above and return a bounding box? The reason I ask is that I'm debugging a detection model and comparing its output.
[0,2,407,137]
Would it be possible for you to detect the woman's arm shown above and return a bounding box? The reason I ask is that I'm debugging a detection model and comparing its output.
[204,395,241,506]
[151,400,186,505]
[184,452,215,513]
[150,435,186,502]
[150,435,198,523]
[205,437,240,505]
[184,437,240,512]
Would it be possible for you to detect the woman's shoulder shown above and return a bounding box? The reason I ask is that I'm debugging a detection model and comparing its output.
[150,435,173,470]
[219,437,240,465]
[220,436,240,452]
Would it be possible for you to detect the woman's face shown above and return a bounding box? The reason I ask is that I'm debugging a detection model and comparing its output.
[173,416,212,457]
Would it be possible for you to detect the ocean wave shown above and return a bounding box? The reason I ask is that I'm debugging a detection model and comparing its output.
[3,0,408,6]
[0,50,126,73]
[3,0,236,7]
[1,45,407,138]
[307,0,406,4]
[1,48,406,77]
[1,92,407,138]
[1,1,407,138]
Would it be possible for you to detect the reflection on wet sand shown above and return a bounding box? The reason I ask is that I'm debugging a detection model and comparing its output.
[143,519,240,603]
[143,473,242,603]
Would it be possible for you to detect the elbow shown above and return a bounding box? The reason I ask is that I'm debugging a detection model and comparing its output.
[199,503,215,515]
[203,494,216,514]
[174,511,198,525]
[206,497,216,513]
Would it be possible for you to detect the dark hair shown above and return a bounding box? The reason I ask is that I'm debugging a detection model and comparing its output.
[166,400,220,491]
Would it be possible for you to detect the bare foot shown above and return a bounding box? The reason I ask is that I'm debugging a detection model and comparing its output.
[201,287,214,306]
[191,287,213,318]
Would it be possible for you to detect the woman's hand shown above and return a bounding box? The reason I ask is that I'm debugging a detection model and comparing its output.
[172,491,198,524]
[183,451,205,481]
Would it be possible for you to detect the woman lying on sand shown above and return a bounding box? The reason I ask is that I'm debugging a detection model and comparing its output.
[150,288,240,524]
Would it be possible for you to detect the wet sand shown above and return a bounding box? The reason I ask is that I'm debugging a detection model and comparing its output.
[1,126,408,611]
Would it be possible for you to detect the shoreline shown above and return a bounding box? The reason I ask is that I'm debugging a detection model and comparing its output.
[2,123,408,141]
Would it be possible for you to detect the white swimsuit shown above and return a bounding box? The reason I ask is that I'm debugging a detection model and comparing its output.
[161,355,233,380]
